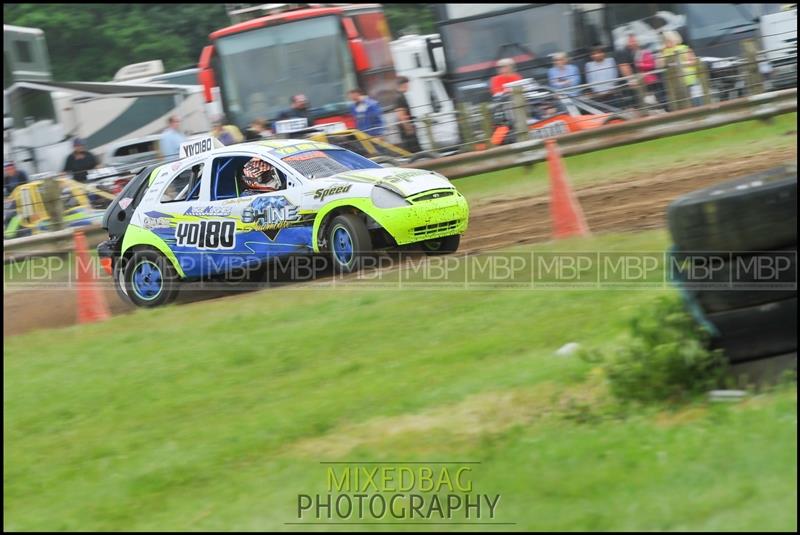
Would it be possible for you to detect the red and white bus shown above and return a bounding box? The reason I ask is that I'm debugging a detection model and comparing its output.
[198,4,397,131]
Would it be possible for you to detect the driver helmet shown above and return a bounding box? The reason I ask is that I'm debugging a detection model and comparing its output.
[241,158,277,192]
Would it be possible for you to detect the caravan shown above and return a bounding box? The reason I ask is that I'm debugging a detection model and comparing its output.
[4,25,213,177]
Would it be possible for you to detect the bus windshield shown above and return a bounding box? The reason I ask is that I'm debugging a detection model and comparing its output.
[215,15,357,127]
[281,149,380,179]
[439,5,572,74]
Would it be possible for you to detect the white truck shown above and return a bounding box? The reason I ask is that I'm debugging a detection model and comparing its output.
[760,5,797,90]
[389,34,459,152]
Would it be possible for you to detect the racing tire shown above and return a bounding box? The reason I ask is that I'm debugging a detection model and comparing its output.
[706,297,797,364]
[408,151,443,163]
[328,214,373,273]
[602,115,626,126]
[421,234,461,255]
[672,246,798,313]
[667,166,797,252]
[113,258,132,305]
[122,250,180,308]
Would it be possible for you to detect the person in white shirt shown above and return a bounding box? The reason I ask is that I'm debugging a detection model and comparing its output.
[159,115,186,159]
[584,46,621,105]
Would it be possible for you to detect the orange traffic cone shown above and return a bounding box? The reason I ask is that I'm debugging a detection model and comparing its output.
[545,139,590,239]
[74,229,110,323]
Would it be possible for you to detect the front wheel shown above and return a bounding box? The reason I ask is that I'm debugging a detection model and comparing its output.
[122,250,180,307]
[408,151,442,163]
[421,234,461,255]
[328,214,373,273]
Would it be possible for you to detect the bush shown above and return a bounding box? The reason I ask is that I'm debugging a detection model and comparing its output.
[602,295,727,404]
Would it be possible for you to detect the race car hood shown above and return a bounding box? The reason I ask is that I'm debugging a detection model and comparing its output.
[329,167,453,197]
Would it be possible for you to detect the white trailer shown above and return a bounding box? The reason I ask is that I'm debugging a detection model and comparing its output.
[760,5,797,90]
[5,80,210,175]
[389,34,459,151]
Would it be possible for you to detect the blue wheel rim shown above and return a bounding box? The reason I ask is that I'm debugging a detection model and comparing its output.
[132,260,163,301]
[332,226,354,266]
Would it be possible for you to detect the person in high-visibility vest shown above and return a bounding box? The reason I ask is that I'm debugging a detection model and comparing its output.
[40,174,64,232]
[660,30,703,107]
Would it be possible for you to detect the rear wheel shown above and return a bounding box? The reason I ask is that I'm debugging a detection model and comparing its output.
[113,258,131,305]
[328,214,373,273]
[123,250,180,307]
[602,115,626,126]
[422,234,461,255]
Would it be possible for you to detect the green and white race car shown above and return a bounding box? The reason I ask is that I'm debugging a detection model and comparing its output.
[98,137,469,307]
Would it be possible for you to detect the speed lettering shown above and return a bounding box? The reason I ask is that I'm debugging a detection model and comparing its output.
[176,220,236,249]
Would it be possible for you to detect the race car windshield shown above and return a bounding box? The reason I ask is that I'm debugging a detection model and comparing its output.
[281,149,381,179]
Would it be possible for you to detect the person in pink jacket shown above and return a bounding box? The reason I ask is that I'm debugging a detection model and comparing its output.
[619,34,665,107]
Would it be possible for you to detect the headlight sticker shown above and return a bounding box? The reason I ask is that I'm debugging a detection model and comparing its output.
[371,187,410,209]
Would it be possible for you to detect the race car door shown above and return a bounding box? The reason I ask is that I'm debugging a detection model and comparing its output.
[204,151,311,270]
[147,157,212,278]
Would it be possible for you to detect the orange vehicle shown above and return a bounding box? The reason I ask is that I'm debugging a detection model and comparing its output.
[489,79,629,146]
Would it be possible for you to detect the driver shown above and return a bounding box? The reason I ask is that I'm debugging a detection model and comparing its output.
[533,96,560,121]
[240,157,281,195]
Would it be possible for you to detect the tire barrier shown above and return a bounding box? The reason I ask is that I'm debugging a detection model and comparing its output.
[667,165,798,364]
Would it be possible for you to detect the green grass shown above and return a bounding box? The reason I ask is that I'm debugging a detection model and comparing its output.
[457,112,798,204]
[4,230,797,531]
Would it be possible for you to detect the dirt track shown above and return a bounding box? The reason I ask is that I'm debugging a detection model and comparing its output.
[4,146,797,337]
[463,146,797,252]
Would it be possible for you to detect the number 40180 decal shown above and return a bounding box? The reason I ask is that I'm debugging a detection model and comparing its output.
[176,220,236,249]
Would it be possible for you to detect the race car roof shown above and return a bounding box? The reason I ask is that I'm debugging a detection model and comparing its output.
[172,139,339,163]
[254,139,337,154]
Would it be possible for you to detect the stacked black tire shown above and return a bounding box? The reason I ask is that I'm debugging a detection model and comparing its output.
[667,165,797,364]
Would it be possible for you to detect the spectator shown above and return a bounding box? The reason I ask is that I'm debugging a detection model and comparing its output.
[4,161,28,197]
[246,118,272,141]
[619,34,664,107]
[584,46,622,105]
[275,94,312,131]
[394,76,422,153]
[211,116,244,146]
[348,88,385,138]
[547,52,581,96]
[63,138,98,183]
[40,174,64,231]
[490,58,523,96]
[661,30,702,107]
[159,115,186,159]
